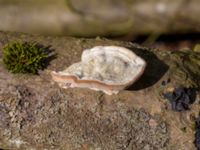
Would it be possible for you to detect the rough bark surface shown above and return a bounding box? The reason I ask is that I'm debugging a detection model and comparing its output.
[0,31,200,150]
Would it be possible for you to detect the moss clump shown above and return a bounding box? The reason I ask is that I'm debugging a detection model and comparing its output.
[3,41,48,74]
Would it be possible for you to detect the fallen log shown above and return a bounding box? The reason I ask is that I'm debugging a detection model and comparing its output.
[0,31,199,149]
[0,0,200,37]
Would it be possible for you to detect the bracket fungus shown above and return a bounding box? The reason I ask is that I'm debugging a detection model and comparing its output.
[51,46,146,95]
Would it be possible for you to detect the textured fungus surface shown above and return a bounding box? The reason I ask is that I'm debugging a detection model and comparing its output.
[51,46,146,95]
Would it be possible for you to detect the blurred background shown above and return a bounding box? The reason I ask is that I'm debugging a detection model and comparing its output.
[1,0,200,50]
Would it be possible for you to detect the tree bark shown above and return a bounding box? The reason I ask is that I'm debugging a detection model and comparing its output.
[0,31,199,149]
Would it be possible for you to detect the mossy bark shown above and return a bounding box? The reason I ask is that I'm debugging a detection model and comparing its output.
[0,31,199,150]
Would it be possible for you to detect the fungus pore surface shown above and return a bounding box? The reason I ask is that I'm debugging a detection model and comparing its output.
[51,46,146,94]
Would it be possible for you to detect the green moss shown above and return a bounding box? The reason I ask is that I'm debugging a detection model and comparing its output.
[193,44,200,53]
[3,41,48,74]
